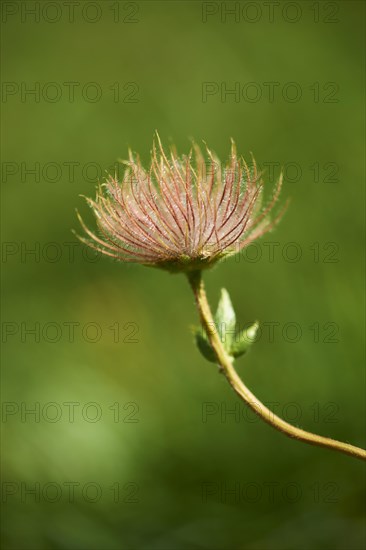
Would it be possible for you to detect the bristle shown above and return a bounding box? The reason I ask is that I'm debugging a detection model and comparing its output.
[76,136,287,268]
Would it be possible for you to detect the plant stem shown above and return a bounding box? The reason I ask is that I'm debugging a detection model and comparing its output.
[187,270,366,461]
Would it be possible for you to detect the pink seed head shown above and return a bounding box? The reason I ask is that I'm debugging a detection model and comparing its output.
[75,134,288,272]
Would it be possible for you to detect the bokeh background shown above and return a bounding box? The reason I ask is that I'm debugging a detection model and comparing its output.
[1,1,365,549]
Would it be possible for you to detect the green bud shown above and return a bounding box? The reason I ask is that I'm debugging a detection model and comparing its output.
[230,321,259,358]
[193,329,217,363]
[214,288,236,350]
[193,287,259,364]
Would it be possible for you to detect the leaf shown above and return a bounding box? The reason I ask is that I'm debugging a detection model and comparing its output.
[230,321,259,359]
[192,289,258,364]
[214,288,236,350]
[193,328,217,363]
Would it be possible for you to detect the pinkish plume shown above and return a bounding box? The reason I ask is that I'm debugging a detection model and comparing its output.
[76,134,288,272]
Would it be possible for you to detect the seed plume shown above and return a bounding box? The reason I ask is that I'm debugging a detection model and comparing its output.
[76,134,288,272]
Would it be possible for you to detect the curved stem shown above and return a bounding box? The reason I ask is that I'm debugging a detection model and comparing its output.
[187,270,366,461]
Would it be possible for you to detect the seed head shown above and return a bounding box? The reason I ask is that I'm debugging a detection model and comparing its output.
[75,134,288,272]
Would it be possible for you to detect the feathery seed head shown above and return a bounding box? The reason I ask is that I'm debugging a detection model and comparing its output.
[75,134,288,273]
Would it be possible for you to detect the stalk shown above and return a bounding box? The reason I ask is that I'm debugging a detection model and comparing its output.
[187,270,366,461]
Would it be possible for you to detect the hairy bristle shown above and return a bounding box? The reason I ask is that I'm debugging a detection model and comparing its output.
[76,134,287,268]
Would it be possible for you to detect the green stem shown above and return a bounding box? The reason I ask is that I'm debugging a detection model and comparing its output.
[187,270,366,461]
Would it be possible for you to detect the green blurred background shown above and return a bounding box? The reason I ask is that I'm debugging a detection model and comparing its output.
[1,1,365,549]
